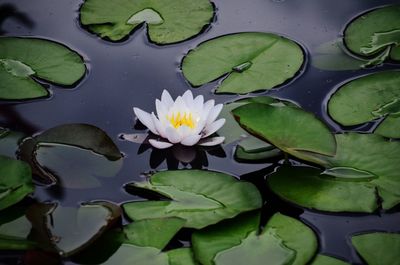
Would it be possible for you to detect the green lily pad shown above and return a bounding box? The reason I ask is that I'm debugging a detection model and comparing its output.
[80,0,214,44]
[168,248,198,265]
[344,5,400,61]
[232,103,336,163]
[0,37,85,100]
[0,206,36,250]
[27,201,121,257]
[328,70,400,138]
[192,212,317,265]
[181,32,304,94]
[123,170,262,229]
[19,124,123,187]
[310,255,350,265]
[351,232,400,265]
[0,155,33,211]
[0,128,25,158]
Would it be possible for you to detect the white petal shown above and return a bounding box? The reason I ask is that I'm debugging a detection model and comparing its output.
[133,107,158,135]
[120,133,148,143]
[203,118,226,138]
[181,134,202,146]
[149,139,173,149]
[151,113,166,138]
[161,90,174,108]
[156,99,168,121]
[201,99,215,120]
[165,126,182,143]
[193,118,207,135]
[198,136,225,146]
[177,125,192,138]
[206,104,223,125]
[193,95,204,114]
[182,90,193,106]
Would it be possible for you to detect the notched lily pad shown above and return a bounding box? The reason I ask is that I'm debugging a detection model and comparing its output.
[0,37,86,100]
[344,5,400,62]
[19,124,123,188]
[328,70,400,138]
[181,32,304,94]
[123,170,262,229]
[0,155,33,211]
[80,0,214,44]
[192,212,317,265]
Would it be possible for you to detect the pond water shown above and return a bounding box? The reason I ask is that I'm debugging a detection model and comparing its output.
[0,0,399,264]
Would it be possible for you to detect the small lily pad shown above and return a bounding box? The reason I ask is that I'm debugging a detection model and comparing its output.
[182,32,304,94]
[0,155,33,211]
[310,255,350,265]
[192,212,317,265]
[123,170,262,229]
[351,232,400,265]
[344,5,400,61]
[232,103,336,163]
[80,0,214,44]
[0,37,86,100]
[328,70,400,138]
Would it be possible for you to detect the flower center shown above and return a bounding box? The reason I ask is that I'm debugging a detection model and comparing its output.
[167,112,196,129]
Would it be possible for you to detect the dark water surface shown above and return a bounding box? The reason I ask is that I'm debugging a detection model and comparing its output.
[1,0,400,264]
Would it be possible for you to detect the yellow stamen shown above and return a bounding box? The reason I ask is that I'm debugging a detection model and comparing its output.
[167,112,195,129]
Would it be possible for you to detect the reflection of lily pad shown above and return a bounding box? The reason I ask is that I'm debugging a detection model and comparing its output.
[0,128,25,158]
[182,32,304,94]
[123,170,262,229]
[351,232,400,265]
[0,37,86,100]
[328,71,400,138]
[80,0,214,44]
[27,202,121,257]
[192,212,317,265]
[0,155,33,211]
[19,124,123,187]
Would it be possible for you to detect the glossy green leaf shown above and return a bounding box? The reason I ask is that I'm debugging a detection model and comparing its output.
[123,170,262,229]
[0,37,85,100]
[80,0,214,44]
[0,155,33,211]
[344,5,400,61]
[232,103,336,162]
[352,232,400,265]
[27,202,121,257]
[328,71,400,138]
[0,128,25,158]
[192,212,317,265]
[182,32,304,94]
[310,255,350,265]
[268,166,378,213]
[167,248,198,265]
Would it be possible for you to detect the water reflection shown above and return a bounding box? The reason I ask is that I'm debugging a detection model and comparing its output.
[0,4,34,35]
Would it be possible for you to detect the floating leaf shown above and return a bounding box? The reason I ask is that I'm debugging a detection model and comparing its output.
[192,212,317,265]
[27,202,121,257]
[328,71,400,138]
[123,170,262,229]
[310,255,350,265]
[19,124,123,187]
[182,32,304,94]
[168,248,198,265]
[0,155,33,211]
[80,0,214,44]
[344,5,400,61]
[232,103,336,163]
[0,37,85,100]
[351,232,400,265]
[0,128,25,158]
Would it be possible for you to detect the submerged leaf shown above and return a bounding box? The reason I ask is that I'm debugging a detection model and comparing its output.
[80,0,214,44]
[321,167,377,181]
[182,32,304,94]
[0,37,85,100]
[0,128,26,158]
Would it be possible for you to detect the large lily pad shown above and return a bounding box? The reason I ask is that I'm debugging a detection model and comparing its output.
[192,212,317,265]
[269,133,400,212]
[344,5,400,61]
[232,103,336,163]
[0,155,33,211]
[351,232,400,265]
[27,201,121,257]
[0,37,85,100]
[328,70,400,138]
[19,124,123,187]
[181,32,304,94]
[80,0,214,44]
[123,170,262,229]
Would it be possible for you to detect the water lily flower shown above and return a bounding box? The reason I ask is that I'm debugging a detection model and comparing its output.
[133,90,225,149]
